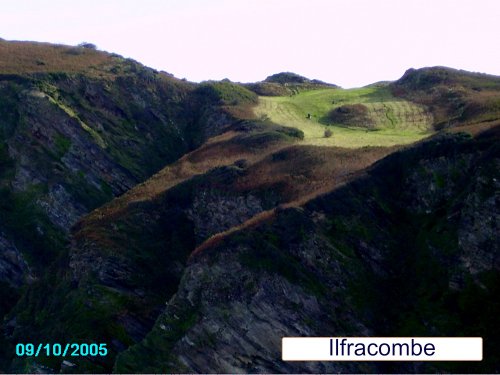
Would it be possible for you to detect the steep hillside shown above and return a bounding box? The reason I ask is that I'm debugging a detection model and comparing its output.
[0,43,256,235]
[8,117,398,372]
[0,42,233,295]
[116,128,499,373]
[0,40,258,371]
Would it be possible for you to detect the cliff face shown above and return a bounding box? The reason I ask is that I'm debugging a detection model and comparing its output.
[0,42,259,285]
[0,41,263,372]
[116,130,499,373]
[0,71,202,329]
[0,70,195,231]
[0,234,30,287]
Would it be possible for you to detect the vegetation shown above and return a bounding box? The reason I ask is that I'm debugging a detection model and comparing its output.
[254,86,433,147]
[308,132,500,372]
[245,72,336,97]
[53,134,71,157]
[327,103,373,127]
[78,42,97,50]
[115,305,199,373]
[195,81,258,106]
[0,39,114,76]
[393,66,500,128]
[264,72,312,84]
[237,214,328,298]
[0,186,67,270]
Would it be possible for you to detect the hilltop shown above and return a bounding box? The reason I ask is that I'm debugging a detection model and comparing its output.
[0,39,121,77]
[253,66,500,148]
[393,66,500,129]
[244,71,338,97]
[254,85,433,147]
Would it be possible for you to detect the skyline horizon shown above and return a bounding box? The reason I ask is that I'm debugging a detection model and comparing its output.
[1,0,499,88]
[2,36,499,89]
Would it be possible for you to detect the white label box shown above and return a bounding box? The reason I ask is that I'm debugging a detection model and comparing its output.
[282,337,483,361]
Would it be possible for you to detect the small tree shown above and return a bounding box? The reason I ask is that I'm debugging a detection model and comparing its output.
[324,128,333,138]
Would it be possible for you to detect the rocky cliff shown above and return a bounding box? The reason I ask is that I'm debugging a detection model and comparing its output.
[116,129,499,373]
[0,40,260,371]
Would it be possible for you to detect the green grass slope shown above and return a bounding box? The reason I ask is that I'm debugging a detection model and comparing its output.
[254,86,434,147]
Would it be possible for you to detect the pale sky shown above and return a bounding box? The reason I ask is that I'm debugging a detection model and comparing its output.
[0,0,498,88]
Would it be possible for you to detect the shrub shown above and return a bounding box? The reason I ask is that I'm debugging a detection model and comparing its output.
[324,128,333,138]
[78,42,97,50]
[328,103,373,128]
[54,134,71,158]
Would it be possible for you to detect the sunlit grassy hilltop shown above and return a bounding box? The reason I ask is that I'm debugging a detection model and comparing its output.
[254,85,434,147]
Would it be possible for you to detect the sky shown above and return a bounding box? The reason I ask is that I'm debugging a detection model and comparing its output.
[0,0,499,88]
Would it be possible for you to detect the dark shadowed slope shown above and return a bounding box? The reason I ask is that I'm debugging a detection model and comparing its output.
[117,127,499,373]
[0,39,259,371]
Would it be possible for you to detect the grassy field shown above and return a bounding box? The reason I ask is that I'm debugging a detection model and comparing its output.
[254,86,434,147]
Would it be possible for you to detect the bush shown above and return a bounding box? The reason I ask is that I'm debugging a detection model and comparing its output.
[324,128,333,138]
[78,42,97,50]
[328,103,373,128]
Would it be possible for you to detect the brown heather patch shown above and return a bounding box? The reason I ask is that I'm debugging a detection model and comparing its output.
[0,40,114,75]
[223,104,258,120]
[393,79,500,129]
[80,130,293,226]
[80,129,401,258]
[190,144,400,259]
[234,144,399,201]
[446,119,500,137]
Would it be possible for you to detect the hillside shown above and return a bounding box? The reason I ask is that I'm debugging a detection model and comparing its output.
[0,41,243,288]
[0,39,499,373]
[0,39,258,370]
[393,66,500,129]
[253,67,500,149]
[115,129,499,373]
[254,86,433,147]
[8,116,399,372]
